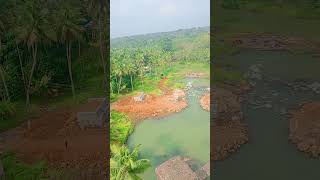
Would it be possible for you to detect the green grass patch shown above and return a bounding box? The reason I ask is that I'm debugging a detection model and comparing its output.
[1,152,85,180]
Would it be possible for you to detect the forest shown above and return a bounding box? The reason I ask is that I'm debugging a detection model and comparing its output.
[0,0,108,131]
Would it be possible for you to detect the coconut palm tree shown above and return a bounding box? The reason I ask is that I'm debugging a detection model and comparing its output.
[13,0,53,106]
[110,144,151,180]
[53,0,84,100]
[0,0,12,102]
[86,0,108,93]
[0,64,9,101]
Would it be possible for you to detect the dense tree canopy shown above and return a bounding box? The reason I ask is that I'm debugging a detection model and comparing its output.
[110,27,209,95]
[0,0,108,105]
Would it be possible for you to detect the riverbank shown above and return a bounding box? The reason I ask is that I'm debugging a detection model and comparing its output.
[211,85,249,161]
[111,78,188,123]
[289,102,320,158]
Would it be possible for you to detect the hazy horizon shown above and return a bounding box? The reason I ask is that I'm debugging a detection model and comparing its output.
[110,26,209,40]
[111,0,210,38]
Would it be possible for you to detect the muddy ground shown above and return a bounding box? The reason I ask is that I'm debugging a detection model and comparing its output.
[289,102,320,158]
[0,102,108,179]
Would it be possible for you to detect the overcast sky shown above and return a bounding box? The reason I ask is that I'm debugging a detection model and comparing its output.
[111,0,210,38]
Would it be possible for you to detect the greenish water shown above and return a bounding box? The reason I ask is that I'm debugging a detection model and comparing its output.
[128,78,210,180]
[214,51,320,179]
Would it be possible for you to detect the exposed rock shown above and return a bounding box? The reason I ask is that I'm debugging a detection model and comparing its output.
[186,82,193,89]
[231,33,317,52]
[246,64,263,80]
[309,82,320,94]
[133,92,146,102]
[170,89,186,102]
[156,156,209,180]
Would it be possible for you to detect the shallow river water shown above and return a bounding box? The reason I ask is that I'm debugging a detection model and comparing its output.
[128,78,210,179]
[213,50,320,179]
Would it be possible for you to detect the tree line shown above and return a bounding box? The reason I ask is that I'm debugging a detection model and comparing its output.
[110,30,209,95]
[111,48,171,94]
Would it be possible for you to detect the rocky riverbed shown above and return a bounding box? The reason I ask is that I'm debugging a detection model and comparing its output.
[231,33,319,53]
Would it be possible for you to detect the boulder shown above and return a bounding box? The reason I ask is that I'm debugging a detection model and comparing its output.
[133,92,146,102]
[309,82,320,94]
[170,90,185,102]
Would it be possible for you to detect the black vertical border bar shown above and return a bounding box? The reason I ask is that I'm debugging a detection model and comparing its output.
[210,0,214,177]
[106,0,111,179]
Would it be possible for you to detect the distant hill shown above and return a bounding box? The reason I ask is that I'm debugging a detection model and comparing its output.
[111,26,209,49]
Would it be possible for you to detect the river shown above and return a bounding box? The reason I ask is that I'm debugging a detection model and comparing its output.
[213,50,320,179]
[127,78,210,179]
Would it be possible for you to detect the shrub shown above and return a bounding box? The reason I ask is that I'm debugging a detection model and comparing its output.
[1,152,47,179]
[0,101,16,121]
[110,110,134,144]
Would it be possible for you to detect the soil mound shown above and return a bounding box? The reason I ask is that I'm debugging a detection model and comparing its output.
[211,86,248,161]
[289,102,320,158]
[111,78,188,122]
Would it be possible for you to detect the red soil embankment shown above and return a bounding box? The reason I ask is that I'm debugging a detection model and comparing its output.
[211,86,249,161]
[289,102,320,158]
[111,78,188,122]
[200,93,210,111]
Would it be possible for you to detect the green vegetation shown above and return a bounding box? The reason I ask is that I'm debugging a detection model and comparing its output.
[0,0,108,132]
[1,152,47,180]
[110,27,210,100]
[110,110,134,144]
[1,152,90,180]
[110,144,151,180]
[0,101,15,121]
